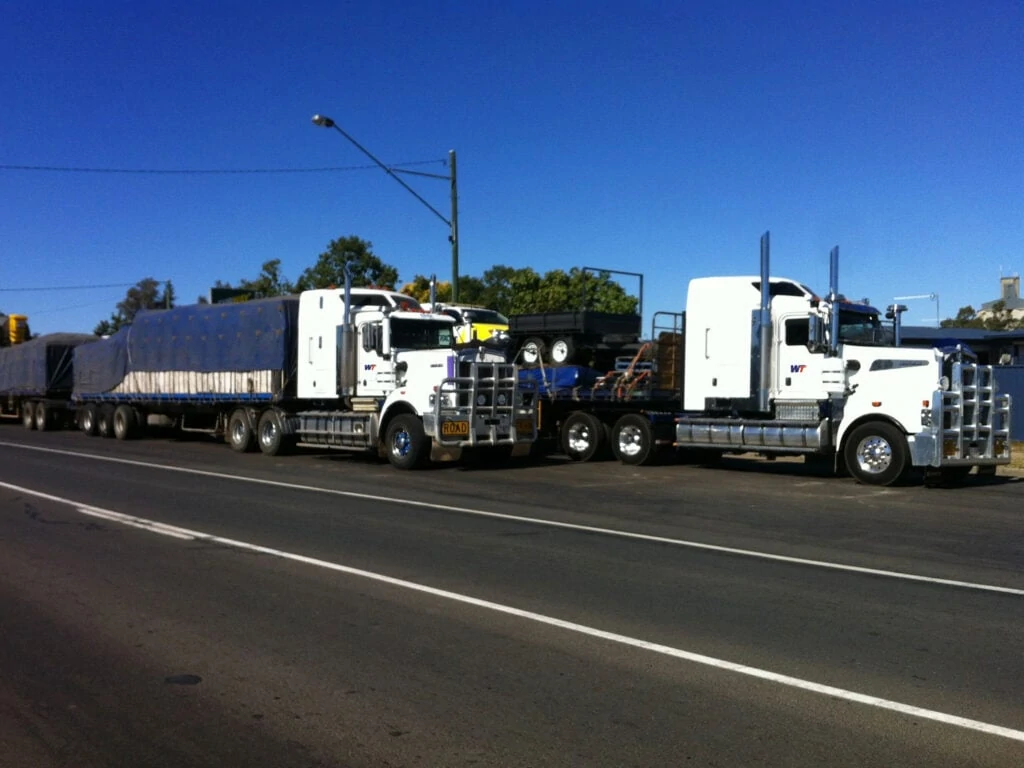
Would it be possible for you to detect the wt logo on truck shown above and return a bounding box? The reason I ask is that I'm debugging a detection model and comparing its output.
[364,364,376,371]
[790,364,807,373]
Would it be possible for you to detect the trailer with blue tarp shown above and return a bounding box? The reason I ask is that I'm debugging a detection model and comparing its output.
[0,333,96,430]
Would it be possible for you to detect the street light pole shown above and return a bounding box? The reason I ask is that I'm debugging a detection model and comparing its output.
[311,114,459,302]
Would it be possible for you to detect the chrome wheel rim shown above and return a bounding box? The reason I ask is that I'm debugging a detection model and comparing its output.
[855,436,892,474]
[567,422,593,453]
[259,420,277,449]
[617,425,643,458]
[231,420,247,445]
[391,428,411,457]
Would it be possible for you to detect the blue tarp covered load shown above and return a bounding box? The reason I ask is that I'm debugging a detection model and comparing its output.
[0,333,96,396]
[74,297,299,396]
[519,365,601,394]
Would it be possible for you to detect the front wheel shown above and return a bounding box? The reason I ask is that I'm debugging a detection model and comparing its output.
[384,414,429,470]
[611,413,658,466]
[843,421,909,486]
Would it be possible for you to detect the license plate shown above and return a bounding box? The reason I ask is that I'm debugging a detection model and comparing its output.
[515,418,534,434]
[441,420,470,437]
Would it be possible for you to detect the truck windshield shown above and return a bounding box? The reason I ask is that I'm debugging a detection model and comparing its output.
[838,310,892,346]
[463,309,508,325]
[390,318,454,350]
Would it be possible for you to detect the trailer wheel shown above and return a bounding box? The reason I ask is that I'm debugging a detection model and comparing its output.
[34,403,51,431]
[520,338,545,368]
[611,413,658,466]
[549,336,575,366]
[843,421,909,486]
[384,414,428,470]
[561,412,607,462]
[112,405,137,440]
[21,402,36,430]
[256,409,290,456]
[96,405,115,438]
[227,409,256,453]
[79,405,98,435]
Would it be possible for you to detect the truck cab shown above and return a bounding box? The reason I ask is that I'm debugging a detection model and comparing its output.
[674,238,1011,485]
[297,288,535,468]
[425,303,510,345]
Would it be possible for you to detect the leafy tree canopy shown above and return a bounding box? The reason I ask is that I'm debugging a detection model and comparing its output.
[399,267,637,316]
[94,278,175,336]
[940,302,1024,331]
[295,235,398,291]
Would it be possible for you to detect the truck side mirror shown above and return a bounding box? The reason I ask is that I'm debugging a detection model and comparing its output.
[806,314,826,353]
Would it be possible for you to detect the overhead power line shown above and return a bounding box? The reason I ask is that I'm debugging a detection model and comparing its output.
[0,159,447,175]
[0,282,142,292]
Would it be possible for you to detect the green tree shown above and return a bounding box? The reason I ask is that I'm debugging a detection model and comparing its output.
[941,302,1024,331]
[295,235,399,291]
[94,278,175,336]
[483,266,638,316]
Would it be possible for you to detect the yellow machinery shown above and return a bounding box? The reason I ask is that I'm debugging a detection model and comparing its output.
[1,314,30,346]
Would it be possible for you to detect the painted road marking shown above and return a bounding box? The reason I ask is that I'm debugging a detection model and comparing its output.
[2,440,1022,597]
[3,477,1023,744]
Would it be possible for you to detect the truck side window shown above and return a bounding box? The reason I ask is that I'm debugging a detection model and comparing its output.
[786,318,809,346]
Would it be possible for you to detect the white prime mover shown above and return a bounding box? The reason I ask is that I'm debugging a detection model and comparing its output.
[72,283,537,469]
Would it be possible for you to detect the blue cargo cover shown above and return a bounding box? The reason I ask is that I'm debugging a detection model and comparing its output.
[0,333,96,396]
[74,297,299,397]
[519,365,600,394]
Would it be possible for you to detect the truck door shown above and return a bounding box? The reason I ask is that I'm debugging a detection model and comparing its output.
[356,321,394,396]
[773,315,830,401]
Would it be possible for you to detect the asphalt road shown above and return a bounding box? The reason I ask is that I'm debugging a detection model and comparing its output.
[1,427,1022,767]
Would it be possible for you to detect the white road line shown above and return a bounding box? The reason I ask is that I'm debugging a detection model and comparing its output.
[3,477,1023,745]
[2,440,1022,597]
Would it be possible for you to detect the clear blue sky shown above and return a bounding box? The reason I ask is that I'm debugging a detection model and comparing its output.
[3,0,1021,334]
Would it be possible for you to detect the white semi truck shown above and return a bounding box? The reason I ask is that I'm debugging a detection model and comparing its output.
[70,278,536,469]
[521,233,1011,485]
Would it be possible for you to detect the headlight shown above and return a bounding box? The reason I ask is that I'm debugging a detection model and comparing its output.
[476,394,487,406]
[496,392,508,406]
[430,393,454,408]
[939,375,950,392]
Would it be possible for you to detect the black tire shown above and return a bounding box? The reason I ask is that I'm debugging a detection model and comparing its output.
[549,336,575,366]
[227,408,256,453]
[79,404,99,436]
[96,405,115,438]
[21,402,36,430]
[520,337,545,367]
[843,421,909,486]
[34,402,51,431]
[611,413,658,466]
[112,405,137,440]
[256,409,290,456]
[384,414,429,470]
[561,412,608,462]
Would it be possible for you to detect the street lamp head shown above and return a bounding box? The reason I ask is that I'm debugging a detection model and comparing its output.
[311,114,335,128]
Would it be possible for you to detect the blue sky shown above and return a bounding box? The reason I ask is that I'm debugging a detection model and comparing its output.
[3,0,1021,334]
